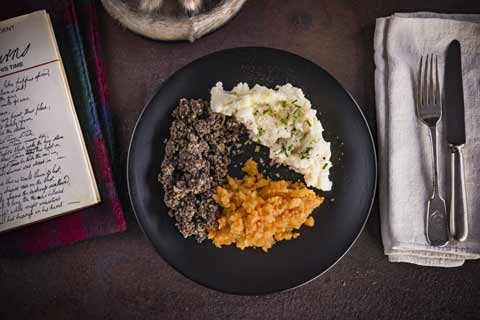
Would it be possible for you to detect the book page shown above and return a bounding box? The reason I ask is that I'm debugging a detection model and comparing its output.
[0,11,100,232]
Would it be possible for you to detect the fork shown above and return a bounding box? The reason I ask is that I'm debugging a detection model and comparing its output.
[417,54,449,247]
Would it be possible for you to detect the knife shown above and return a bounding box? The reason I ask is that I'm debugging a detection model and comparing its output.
[445,40,468,242]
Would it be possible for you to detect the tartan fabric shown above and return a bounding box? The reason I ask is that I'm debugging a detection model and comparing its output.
[0,0,126,255]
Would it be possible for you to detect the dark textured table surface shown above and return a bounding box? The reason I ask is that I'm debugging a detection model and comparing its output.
[2,1,480,319]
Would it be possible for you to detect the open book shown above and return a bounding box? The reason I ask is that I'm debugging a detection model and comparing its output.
[0,10,100,232]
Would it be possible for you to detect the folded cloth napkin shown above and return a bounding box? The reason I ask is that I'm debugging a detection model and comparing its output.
[375,12,480,267]
[0,0,126,255]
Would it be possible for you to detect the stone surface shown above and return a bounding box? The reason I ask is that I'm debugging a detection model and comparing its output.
[2,0,480,319]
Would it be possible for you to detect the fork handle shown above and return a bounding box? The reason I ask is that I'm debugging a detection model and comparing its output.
[450,145,468,242]
[426,126,449,246]
[429,126,440,194]
[427,197,449,246]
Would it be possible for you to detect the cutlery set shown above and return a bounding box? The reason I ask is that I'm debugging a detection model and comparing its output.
[417,40,468,246]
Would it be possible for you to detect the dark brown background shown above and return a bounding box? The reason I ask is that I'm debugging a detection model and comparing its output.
[2,0,480,319]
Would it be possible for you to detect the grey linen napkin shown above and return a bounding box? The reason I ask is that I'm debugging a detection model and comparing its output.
[374,13,480,267]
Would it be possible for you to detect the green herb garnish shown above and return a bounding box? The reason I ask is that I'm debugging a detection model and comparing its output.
[322,163,329,170]
[280,100,288,108]
[292,106,301,116]
[255,145,261,153]
[254,109,259,116]
[258,128,264,136]
[280,118,288,125]
[291,105,304,122]
[263,108,273,115]
[282,144,289,156]
[244,139,252,145]
[301,147,313,159]
[305,119,312,127]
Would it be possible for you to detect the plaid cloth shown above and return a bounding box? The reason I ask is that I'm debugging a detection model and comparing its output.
[0,0,126,255]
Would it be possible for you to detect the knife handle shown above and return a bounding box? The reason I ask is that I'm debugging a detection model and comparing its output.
[450,145,468,241]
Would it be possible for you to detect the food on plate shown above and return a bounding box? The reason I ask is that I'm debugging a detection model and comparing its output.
[159,98,244,242]
[210,82,333,191]
[207,159,324,252]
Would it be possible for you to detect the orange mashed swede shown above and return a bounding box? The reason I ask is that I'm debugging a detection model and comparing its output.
[208,159,324,252]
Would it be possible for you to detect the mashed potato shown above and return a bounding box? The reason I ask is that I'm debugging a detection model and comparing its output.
[210,82,332,191]
[208,159,324,252]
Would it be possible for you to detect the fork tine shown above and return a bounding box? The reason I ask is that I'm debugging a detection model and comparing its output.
[434,55,440,106]
[423,55,429,105]
[418,56,423,107]
[429,54,435,104]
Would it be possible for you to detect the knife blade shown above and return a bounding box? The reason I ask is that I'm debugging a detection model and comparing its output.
[445,39,468,241]
[445,40,466,145]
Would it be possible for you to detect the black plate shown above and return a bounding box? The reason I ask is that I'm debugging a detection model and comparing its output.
[127,47,377,295]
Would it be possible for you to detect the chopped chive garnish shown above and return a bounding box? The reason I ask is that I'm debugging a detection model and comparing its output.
[258,128,264,136]
[305,119,312,127]
[292,105,303,121]
[255,145,261,152]
[301,147,312,159]
[263,108,273,115]
[254,109,259,116]
[280,118,288,125]
[288,144,294,152]
[292,106,301,116]
[282,144,289,156]
[322,163,328,170]
[244,139,252,145]
[280,101,287,108]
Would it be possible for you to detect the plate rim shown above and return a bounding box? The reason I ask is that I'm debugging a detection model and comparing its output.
[126,46,378,295]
